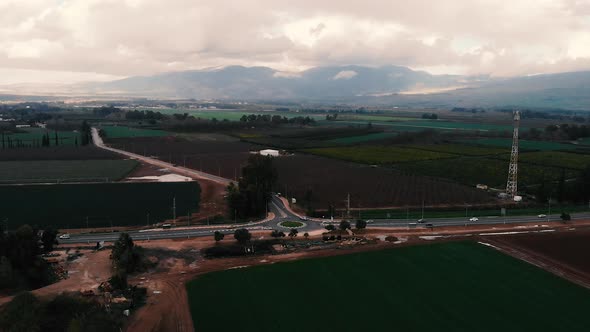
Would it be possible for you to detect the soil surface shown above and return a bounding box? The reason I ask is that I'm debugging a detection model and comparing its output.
[484,226,590,288]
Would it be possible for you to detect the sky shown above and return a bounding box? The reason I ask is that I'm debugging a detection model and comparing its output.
[1,0,590,84]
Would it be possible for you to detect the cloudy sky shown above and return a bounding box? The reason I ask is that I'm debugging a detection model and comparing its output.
[1,0,590,84]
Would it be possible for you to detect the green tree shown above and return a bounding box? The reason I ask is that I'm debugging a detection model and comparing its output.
[41,228,58,252]
[339,220,351,231]
[325,224,335,231]
[355,219,367,230]
[233,228,251,244]
[0,292,42,332]
[214,231,224,242]
[271,230,285,238]
[304,232,309,239]
[289,228,298,238]
[226,155,277,219]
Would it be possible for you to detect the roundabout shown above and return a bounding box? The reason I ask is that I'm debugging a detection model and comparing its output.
[278,220,306,229]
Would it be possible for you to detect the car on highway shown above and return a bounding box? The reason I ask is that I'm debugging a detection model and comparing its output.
[469,217,479,222]
[299,216,308,221]
[538,214,547,218]
[417,218,425,223]
[366,219,374,223]
[58,234,70,239]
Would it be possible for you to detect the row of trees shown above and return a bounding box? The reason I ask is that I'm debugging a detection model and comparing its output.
[0,224,58,290]
[239,114,315,125]
[226,155,277,220]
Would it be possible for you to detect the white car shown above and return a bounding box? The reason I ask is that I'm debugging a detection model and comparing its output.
[469,217,479,222]
[58,234,70,239]
[366,219,374,223]
[538,214,547,218]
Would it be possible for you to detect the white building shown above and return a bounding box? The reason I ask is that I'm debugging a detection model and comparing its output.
[259,149,279,157]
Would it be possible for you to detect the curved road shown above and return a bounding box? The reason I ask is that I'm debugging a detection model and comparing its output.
[71,128,587,244]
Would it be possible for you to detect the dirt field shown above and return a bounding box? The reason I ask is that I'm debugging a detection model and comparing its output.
[4,220,590,332]
[274,154,496,210]
[485,228,590,288]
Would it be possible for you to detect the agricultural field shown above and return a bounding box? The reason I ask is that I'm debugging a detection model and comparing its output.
[274,154,493,211]
[98,125,170,139]
[460,138,577,151]
[0,159,138,183]
[396,156,578,188]
[155,109,326,121]
[0,146,120,161]
[401,143,508,156]
[493,230,590,277]
[186,241,590,332]
[302,146,454,164]
[502,151,590,170]
[0,181,200,229]
[237,127,382,149]
[327,131,398,144]
[1,127,81,147]
[106,136,253,180]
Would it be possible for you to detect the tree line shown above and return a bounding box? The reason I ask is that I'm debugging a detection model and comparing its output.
[0,224,58,290]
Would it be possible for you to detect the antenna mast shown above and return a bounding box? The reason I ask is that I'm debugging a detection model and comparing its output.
[506,110,520,198]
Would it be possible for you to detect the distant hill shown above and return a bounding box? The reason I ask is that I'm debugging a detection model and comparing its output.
[4,65,589,110]
[80,65,471,100]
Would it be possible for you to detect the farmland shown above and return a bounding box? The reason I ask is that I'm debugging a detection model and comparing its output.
[327,131,398,144]
[401,143,508,156]
[98,125,170,138]
[1,128,81,147]
[397,156,578,187]
[0,181,200,229]
[0,159,138,183]
[274,154,494,211]
[460,138,577,151]
[504,151,590,170]
[0,146,120,161]
[106,136,253,180]
[186,241,590,332]
[303,146,453,164]
[492,230,590,277]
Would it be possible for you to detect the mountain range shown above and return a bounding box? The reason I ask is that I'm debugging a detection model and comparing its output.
[4,65,590,110]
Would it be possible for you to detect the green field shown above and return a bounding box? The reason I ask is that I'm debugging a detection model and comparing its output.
[1,181,200,229]
[507,151,590,170]
[99,125,170,138]
[461,138,577,151]
[186,241,590,332]
[397,156,578,187]
[328,132,398,144]
[2,128,81,147]
[402,144,508,156]
[303,146,453,164]
[156,109,326,121]
[0,160,138,183]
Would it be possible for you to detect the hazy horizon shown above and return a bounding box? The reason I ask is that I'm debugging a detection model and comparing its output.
[1,0,589,86]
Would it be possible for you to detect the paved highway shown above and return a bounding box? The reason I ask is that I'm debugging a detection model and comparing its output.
[76,128,587,244]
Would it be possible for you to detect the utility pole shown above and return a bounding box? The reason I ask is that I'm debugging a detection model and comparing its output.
[172,197,176,220]
[421,199,425,220]
[346,193,351,218]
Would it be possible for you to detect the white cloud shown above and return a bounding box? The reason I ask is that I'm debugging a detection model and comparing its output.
[0,0,588,84]
[332,70,358,80]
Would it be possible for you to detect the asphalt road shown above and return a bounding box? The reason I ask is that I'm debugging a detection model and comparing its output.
[60,194,587,244]
[76,128,587,244]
